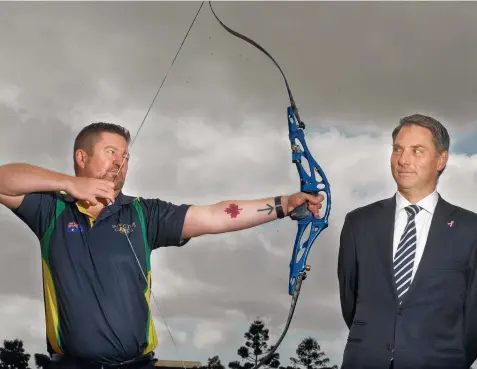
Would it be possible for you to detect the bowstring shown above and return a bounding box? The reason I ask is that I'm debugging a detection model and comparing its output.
[108,2,205,367]
[122,230,186,367]
[117,0,205,170]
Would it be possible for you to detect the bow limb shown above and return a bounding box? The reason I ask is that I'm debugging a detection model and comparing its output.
[208,1,300,122]
[207,2,332,367]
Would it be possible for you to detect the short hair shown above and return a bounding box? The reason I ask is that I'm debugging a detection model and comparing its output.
[392,113,450,177]
[73,122,131,172]
[392,113,450,153]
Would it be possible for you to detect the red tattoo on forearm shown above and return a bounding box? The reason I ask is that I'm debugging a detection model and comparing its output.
[224,204,243,218]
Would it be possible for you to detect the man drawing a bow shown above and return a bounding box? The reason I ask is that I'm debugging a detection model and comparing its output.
[0,122,324,369]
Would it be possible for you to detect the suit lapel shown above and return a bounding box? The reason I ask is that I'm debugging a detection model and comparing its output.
[400,195,456,306]
[374,195,399,303]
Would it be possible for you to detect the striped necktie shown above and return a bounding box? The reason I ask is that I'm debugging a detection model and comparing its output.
[393,204,422,304]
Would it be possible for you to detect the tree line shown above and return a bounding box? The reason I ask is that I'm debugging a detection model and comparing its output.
[0,319,338,369]
[196,319,337,369]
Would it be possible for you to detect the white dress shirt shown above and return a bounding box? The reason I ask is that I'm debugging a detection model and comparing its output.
[392,190,439,282]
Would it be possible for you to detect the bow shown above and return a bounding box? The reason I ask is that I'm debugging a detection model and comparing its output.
[112,1,331,368]
[208,2,332,368]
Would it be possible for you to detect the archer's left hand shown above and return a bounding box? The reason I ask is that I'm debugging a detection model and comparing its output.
[286,192,324,218]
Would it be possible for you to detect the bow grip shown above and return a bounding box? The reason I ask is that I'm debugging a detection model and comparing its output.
[289,203,311,220]
[289,192,314,221]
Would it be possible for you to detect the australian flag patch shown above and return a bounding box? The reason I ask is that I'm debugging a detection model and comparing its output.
[67,222,83,233]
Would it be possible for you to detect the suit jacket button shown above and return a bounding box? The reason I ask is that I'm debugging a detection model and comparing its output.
[386,344,392,350]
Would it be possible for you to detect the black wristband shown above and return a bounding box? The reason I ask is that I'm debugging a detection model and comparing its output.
[274,196,285,219]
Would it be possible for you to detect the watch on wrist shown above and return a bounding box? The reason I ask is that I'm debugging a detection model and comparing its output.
[274,196,285,219]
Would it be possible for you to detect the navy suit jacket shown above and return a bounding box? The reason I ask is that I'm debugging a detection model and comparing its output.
[338,194,477,369]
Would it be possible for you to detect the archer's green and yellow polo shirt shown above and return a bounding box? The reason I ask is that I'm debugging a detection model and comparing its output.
[12,191,190,365]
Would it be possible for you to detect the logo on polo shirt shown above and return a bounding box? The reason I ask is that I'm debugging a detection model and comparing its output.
[112,222,136,235]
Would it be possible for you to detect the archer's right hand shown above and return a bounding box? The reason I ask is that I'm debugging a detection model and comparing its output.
[65,177,115,206]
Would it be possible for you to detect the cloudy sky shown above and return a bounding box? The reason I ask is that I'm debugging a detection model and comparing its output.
[2,1,477,368]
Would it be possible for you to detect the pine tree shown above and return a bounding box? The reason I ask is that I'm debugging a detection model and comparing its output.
[0,339,31,369]
[288,337,336,369]
[199,355,225,369]
[228,319,280,369]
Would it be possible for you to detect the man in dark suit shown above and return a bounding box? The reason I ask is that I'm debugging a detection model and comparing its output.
[338,114,477,369]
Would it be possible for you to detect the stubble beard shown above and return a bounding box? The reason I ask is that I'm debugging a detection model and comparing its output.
[99,169,125,191]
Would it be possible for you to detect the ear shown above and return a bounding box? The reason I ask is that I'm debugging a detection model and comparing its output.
[437,150,449,172]
[74,149,88,170]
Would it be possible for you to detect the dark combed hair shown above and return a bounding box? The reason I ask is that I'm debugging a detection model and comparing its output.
[392,113,450,153]
[73,122,131,171]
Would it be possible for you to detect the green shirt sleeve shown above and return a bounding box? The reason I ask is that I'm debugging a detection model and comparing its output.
[138,197,191,250]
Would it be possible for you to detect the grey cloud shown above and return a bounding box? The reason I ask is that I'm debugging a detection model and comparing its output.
[0,213,44,300]
[3,2,477,133]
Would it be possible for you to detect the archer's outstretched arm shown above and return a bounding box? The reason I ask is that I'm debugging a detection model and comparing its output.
[181,192,323,239]
[338,212,359,329]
